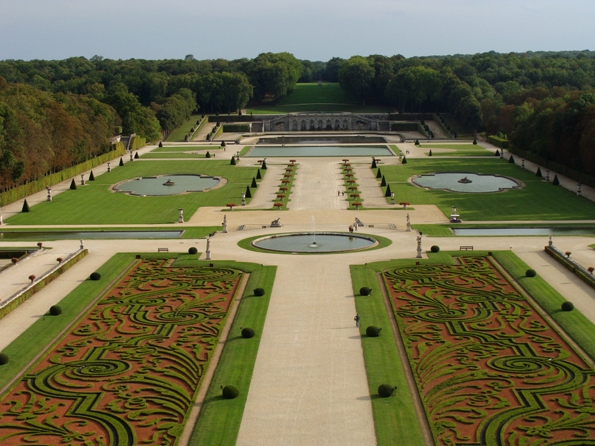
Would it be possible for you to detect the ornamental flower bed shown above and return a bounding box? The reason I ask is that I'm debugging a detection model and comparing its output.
[0,259,244,445]
[383,256,595,444]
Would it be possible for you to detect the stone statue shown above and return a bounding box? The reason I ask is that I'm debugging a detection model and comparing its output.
[416,234,422,259]
[206,236,211,260]
[222,215,228,233]
[406,213,411,232]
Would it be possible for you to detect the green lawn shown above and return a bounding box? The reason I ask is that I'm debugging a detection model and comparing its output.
[166,115,203,142]
[151,145,215,152]
[422,143,494,157]
[247,82,393,114]
[379,157,595,221]
[6,160,260,225]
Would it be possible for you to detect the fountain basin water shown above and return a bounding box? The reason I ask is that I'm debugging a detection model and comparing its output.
[413,173,520,193]
[251,232,377,253]
[246,145,394,158]
[114,174,220,196]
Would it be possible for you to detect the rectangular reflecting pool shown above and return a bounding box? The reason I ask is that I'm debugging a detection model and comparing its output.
[0,231,184,240]
[453,227,595,236]
[246,145,394,157]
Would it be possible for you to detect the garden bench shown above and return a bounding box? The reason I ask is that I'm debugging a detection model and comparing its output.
[459,246,473,251]
[157,247,169,252]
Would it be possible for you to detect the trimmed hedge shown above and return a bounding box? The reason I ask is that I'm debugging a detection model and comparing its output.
[188,247,198,255]
[254,288,265,296]
[430,245,440,253]
[366,326,382,337]
[90,272,102,281]
[49,305,62,316]
[561,301,574,311]
[241,328,255,338]
[222,385,240,399]
[526,269,536,277]
[378,383,396,398]
[359,287,372,296]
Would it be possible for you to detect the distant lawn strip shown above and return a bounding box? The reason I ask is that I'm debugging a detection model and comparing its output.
[341,161,363,209]
[6,160,258,225]
[0,226,219,240]
[187,261,276,446]
[248,104,392,114]
[379,158,594,221]
[422,143,493,157]
[142,152,219,159]
[152,145,215,152]
[0,256,261,445]
[166,115,204,142]
[382,254,595,444]
[277,83,354,106]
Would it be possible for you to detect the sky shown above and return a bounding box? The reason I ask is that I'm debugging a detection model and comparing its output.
[0,0,593,62]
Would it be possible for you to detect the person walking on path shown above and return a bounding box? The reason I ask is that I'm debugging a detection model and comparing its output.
[354,313,360,327]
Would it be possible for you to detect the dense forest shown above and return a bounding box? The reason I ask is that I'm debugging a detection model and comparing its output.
[0,50,594,189]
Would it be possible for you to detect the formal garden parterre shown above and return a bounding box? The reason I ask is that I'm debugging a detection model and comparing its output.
[0,258,246,445]
[382,255,595,445]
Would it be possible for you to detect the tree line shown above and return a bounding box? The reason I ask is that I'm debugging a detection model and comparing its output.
[0,50,594,185]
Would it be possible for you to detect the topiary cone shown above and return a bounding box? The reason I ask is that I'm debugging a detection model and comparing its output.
[245,185,252,198]
[22,199,30,212]
[385,185,392,197]
[119,157,124,166]
[381,175,386,187]
[89,170,95,181]
[70,179,77,190]
[230,156,236,165]
[251,177,258,188]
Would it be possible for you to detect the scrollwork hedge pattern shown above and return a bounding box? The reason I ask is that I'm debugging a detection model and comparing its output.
[0,259,243,446]
[383,256,595,445]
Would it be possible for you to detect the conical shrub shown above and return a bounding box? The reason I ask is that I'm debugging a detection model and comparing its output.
[230,156,236,165]
[89,170,95,181]
[385,185,392,197]
[256,169,262,180]
[119,157,124,166]
[22,199,30,212]
[134,151,139,159]
[251,177,257,188]
[381,176,386,187]
[371,158,377,168]
[376,168,382,179]
[553,174,560,185]
[261,159,267,169]
[428,150,433,156]
[402,157,407,164]
[508,155,515,164]
[535,167,542,177]
[70,179,77,190]
[245,185,252,198]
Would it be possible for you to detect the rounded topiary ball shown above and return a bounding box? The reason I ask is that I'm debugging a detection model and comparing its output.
[49,305,62,316]
[241,327,255,338]
[188,247,198,254]
[561,301,574,311]
[430,245,440,253]
[0,353,8,365]
[359,286,372,296]
[525,269,536,277]
[222,385,239,399]
[254,288,265,297]
[378,384,396,398]
[90,272,101,281]
[366,326,382,337]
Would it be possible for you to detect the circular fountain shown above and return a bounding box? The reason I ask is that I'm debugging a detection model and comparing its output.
[412,173,520,193]
[251,232,378,253]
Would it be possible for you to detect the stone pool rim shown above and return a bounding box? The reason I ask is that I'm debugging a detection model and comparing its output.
[112,174,226,196]
[411,172,523,193]
[241,232,390,254]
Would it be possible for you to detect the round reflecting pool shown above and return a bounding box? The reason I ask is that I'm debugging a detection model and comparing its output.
[252,232,377,253]
[114,174,221,196]
[412,173,520,193]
